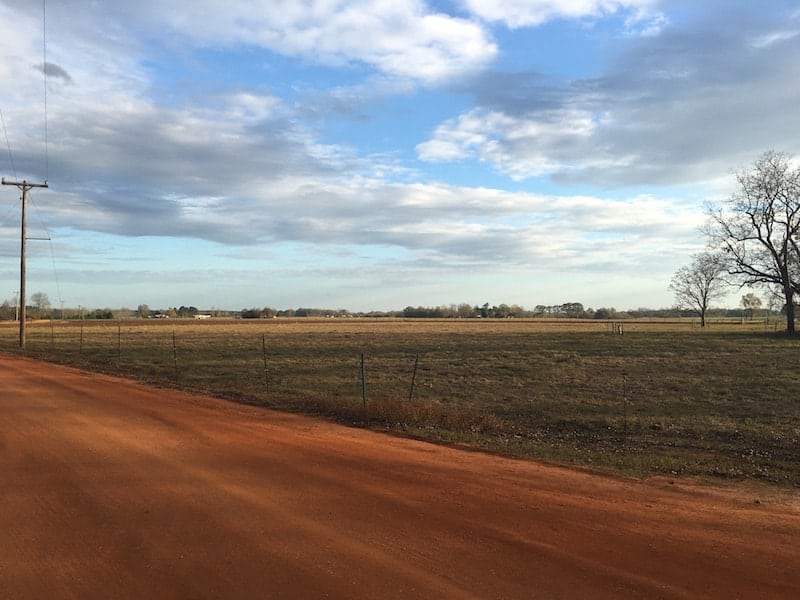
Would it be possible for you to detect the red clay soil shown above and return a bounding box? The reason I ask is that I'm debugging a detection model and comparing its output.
[1,355,798,599]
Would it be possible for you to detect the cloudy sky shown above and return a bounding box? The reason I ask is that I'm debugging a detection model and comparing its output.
[1,0,798,312]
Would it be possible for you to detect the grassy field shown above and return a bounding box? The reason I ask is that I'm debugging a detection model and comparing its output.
[2,317,798,486]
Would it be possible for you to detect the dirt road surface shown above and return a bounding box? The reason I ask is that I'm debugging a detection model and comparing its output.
[1,355,798,599]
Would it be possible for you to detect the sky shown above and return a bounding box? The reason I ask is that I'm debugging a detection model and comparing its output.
[0,0,799,312]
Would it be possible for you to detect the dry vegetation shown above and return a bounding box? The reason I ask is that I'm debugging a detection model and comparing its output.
[2,317,798,485]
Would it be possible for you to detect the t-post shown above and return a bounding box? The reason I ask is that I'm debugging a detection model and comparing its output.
[2,177,49,349]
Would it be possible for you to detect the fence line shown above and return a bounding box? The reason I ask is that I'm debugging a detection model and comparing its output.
[2,319,800,484]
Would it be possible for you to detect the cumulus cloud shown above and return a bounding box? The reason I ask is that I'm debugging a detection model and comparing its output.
[417,107,616,179]
[29,0,496,86]
[419,2,800,188]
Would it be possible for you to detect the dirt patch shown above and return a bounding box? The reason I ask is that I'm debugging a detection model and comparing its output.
[1,354,798,599]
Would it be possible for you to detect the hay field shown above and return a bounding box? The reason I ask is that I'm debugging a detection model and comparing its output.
[2,317,798,485]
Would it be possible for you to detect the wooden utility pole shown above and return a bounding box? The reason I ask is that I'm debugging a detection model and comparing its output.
[2,178,48,349]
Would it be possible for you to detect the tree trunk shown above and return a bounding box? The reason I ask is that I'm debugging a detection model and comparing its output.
[700,311,706,328]
[785,287,795,335]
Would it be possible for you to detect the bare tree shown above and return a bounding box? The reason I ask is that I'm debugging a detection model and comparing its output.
[670,252,727,327]
[707,151,800,334]
[0,300,14,321]
[740,293,762,319]
[25,292,51,320]
[30,291,50,310]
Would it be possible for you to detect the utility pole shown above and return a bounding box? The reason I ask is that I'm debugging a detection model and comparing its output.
[2,178,48,349]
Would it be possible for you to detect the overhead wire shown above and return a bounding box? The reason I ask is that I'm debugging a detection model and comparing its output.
[29,190,63,309]
[1,107,21,230]
[0,107,17,178]
[42,0,49,181]
[19,0,63,310]
[40,0,62,309]
[0,195,18,231]
[0,1,62,310]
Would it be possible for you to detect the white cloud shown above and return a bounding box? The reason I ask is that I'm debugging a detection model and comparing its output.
[224,93,285,123]
[418,2,800,188]
[417,108,620,180]
[416,110,490,162]
[2,1,497,93]
[748,29,800,49]
[103,0,498,84]
[183,178,704,273]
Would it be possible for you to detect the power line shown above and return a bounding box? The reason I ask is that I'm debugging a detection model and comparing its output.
[2,2,50,180]
[42,0,49,180]
[1,2,55,350]
[28,189,63,309]
[0,107,16,178]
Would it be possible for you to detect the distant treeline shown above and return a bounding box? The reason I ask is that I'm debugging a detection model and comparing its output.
[0,300,782,321]
[238,302,779,320]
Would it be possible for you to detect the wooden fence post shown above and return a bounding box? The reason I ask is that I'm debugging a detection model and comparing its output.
[172,330,179,381]
[262,333,269,390]
[360,353,367,408]
[408,354,419,401]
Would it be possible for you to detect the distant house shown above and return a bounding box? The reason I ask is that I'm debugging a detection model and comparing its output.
[194,314,212,319]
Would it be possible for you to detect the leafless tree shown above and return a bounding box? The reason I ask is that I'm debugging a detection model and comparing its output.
[670,252,727,327]
[740,293,762,319]
[30,292,51,311]
[707,151,800,334]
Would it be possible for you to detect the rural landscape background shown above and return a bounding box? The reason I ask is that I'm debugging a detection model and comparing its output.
[3,5,800,597]
[3,316,798,487]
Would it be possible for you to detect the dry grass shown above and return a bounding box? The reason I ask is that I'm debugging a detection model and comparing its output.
[2,317,798,485]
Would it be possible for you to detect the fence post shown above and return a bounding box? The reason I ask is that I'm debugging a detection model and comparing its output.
[172,330,179,381]
[262,333,269,390]
[408,353,419,401]
[622,375,628,443]
[117,323,122,370]
[360,352,367,407]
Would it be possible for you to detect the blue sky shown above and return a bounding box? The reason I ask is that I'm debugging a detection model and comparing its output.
[1,0,799,312]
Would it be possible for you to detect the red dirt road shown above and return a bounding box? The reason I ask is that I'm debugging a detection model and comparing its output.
[1,356,798,599]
